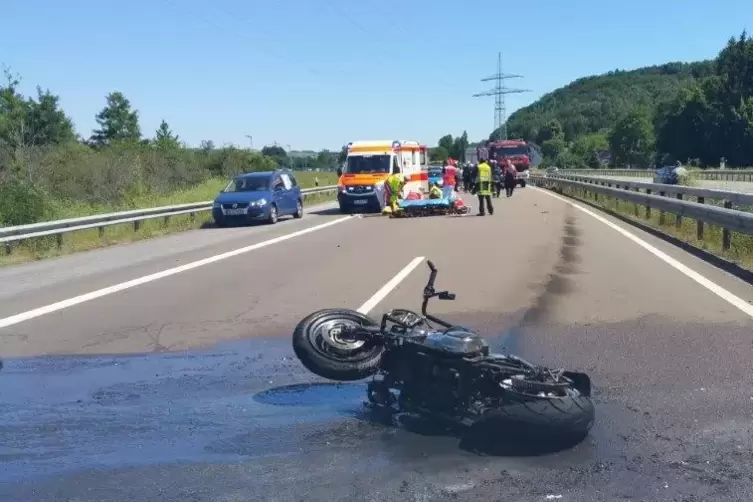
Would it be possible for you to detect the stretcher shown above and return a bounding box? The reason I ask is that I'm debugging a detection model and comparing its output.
[387,196,471,218]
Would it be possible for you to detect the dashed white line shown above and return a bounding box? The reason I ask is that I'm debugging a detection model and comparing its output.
[357,256,425,314]
[0,216,355,329]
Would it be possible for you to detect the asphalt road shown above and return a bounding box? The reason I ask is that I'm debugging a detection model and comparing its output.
[2,193,753,501]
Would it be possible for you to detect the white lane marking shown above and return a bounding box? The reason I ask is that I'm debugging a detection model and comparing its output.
[0,216,355,329]
[534,187,753,319]
[357,256,425,314]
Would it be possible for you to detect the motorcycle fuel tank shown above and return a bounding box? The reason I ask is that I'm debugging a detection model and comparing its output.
[420,328,489,356]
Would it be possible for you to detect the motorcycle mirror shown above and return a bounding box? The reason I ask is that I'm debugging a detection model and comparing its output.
[427,260,436,272]
[438,291,455,300]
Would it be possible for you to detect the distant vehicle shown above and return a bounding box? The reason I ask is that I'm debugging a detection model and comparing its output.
[545,166,560,177]
[516,169,530,187]
[337,140,429,213]
[480,139,543,173]
[654,165,687,185]
[428,165,444,187]
[212,169,303,226]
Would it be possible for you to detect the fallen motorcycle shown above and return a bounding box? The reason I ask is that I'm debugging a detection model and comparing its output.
[292,260,594,439]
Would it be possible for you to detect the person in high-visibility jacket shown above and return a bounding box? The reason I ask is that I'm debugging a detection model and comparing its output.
[472,158,494,216]
[384,172,407,212]
[429,182,442,199]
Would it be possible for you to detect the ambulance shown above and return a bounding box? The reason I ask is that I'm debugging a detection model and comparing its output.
[336,140,429,213]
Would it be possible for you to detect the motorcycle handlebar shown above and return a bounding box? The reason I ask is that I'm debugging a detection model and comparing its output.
[421,261,452,328]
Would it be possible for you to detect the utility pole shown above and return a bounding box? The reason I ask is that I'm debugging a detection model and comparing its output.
[244,134,253,150]
[472,52,530,140]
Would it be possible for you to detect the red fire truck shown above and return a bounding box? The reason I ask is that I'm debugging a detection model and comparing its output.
[477,139,541,187]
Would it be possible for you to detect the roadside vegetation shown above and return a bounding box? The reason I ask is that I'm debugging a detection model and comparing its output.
[493,31,753,170]
[0,68,338,264]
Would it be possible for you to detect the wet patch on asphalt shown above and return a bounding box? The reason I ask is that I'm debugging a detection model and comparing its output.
[2,313,753,500]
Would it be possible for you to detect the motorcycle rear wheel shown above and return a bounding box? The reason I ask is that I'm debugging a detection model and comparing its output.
[292,308,384,381]
[478,393,594,439]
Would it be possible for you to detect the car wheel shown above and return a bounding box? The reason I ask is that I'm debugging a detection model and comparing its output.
[294,199,303,219]
[267,204,278,224]
[520,180,526,188]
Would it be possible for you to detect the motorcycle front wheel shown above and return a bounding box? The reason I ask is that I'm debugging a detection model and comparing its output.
[292,308,385,381]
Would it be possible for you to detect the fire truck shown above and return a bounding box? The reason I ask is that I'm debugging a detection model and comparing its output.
[477,139,542,187]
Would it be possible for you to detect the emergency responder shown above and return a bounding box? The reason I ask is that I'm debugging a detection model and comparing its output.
[462,163,473,192]
[383,169,407,214]
[491,160,502,198]
[472,157,494,216]
[429,182,442,199]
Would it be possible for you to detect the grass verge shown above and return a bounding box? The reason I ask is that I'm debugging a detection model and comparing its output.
[545,183,753,271]
[1,172,338,267]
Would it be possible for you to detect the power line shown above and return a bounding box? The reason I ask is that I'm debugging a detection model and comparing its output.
[160,0,341,79]
[472,52,530,139]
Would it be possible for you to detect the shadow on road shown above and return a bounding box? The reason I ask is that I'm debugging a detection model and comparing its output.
[307,207,346,216]
[199,218,298,230]
[253,382,588,458]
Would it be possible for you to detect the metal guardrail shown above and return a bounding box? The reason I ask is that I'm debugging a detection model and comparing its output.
[561,168,753,182]
[1,185,338,251]
[531,174,753,252]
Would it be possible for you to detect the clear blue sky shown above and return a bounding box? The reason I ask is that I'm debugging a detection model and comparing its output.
[3,0,750,151]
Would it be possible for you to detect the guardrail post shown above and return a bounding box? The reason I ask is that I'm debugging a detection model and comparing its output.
[659,191,666,225]
[3,242,12,255]
[163,216,170,226]
[633,187,640,216]
[645,189,651,218]
[675,194,683,229]
[722,201,732,250]
[696,197,704,240]
[134,220,141,232]
[56,234,63,249]
[98,226,105,238]
[190,212,196,223]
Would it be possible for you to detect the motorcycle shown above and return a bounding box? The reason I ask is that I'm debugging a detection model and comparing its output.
[292,260,594,439]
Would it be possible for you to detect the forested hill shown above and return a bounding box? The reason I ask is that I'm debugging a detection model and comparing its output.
[505,61,715,143]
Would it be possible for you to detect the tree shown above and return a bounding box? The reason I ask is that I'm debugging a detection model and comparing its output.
[541,138,566,161]
[505,61,713,145]
[489,126,506,141]
[451,131,469,161]
[90,91,141,146]
[608,109,655,168]
[438,134,453,154]
[536,119,563,143]
[154,120,180,149]
[261,145,288,167]
[0,69,74,150]
[429,146,449,163]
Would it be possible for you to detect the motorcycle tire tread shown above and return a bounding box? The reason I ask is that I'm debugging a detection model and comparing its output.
[478,394,595,438]
[292,308,384,382]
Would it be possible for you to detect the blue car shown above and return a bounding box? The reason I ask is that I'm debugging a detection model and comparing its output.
[428,166,444,187]
[212,169,303,226]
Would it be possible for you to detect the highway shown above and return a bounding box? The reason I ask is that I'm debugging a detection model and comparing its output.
[600,175,753,194]
[2,192,753,501]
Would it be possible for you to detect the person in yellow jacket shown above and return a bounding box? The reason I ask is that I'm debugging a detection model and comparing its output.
[428,182,442,199]
[383,172,408,214]
[472,158,494,216]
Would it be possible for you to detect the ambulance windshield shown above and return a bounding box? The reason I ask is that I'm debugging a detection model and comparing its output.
[345,154,391,174]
